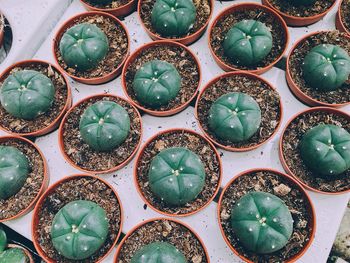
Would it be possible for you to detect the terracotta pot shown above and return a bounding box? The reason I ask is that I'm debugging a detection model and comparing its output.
[137,0,214,45]
[286,31,350,108]
[52,11,130,85]
[58,93,143,174]
[218,168,316,263]
[336,0,350,35]
[7,244,34,263]
[134,128,222,217]
[279,106,350,195]
[122,40,201,116]
[195,71,283,152]
[0,59,72,137]
[262,0,337,27]
[80,0,136,18]
[208,3,289,75]
[0,136,49,223]
[114,217,210,262]
[32,174,123,263]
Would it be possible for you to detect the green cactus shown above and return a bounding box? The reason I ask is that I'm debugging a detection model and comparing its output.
[133,60,181,108]
[0,146,30,200]
[0,70,55,120]
[223,20,273,66]
[59,23,109,71]
[79,101,130,152]
[151,0,196,37]
[230,192,293,254]
[148,147,206,206]
[51,200,109,260]
[131,242,187,263]
[300,124,350,176]
[208,92,261,143]
[290,0,317,6]
[0,228,29,263]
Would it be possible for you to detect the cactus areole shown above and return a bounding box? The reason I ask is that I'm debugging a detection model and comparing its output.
[0,228,28,263]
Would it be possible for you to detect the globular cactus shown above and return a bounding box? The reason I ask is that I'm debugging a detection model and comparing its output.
[208,92,261,143]
[0,228,28,263]
[131,242,187,263]
[230,192,293,254]
[133,60,181,107]
[79,101,130,152]
[0,70,55,120]
[148,147,206,206]
[51,200,109,260]
[223,20,273,66]
[300,124,350,176]
[151,0,196,37]
[59,23,109,71]
[302,44,350,91]
[0,146,30,200]
[290,0,317,6]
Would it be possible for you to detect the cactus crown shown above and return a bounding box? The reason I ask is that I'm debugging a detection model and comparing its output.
[300,124,350,176]
[148,147,206,206]
[51,200,109,260]
[151,0,196,37]
[59,23,109,71]
[0,227,28,263]
[0,70,55,120]
[230,192,293,254]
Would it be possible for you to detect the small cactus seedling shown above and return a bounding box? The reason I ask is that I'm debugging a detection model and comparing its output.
[230,192,293,254]
[0,70,55,120]
[151,0,196,37]
[51,200,109,260]
[300,124,350,176]
[59,23,109,71]
[208,92,261,143]
[0,227,29,263]
[79,101,130,152]
[290,0,317,6]
[223,20,273,66]
[148,147,206,206]
[133,60,181,107]
[302,44,350,91]
[0,146,30,200]
[130,242,187,263]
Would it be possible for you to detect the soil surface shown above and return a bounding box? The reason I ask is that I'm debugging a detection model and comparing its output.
[83,0,132,9]
[340,0,350,32]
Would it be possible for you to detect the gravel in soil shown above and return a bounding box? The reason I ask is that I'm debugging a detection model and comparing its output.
[82,0,132,9]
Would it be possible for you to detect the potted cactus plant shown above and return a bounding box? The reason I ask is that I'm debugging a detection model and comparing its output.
[80,0,137,18]
[336,0,350,35]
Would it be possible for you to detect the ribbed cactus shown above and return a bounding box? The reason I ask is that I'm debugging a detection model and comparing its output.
[0,227,28,263]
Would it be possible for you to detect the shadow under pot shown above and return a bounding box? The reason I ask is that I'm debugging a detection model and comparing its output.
[279,107,350,194]
[80,0,137,18]
[114,218,209,262]
[336,0,350,35]
[0,14,4,47]
[134,128,222,216]
[287,31,350,107]
[53,11,129,85]
[0,136,48,222]
[122,40,201,116]
[218,169,316,263]
[209,3,289,74]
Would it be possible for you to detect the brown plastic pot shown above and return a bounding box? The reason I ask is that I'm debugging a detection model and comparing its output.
[0,135,49,223]
[122,40,201,116]
[0,59,72,137]
[80,0,136,18]
[6,244,34,263]
[208,3,289,74]
[336,0,350,35]
[32,174,123,263]
[218,168,316,263]
[279,107,350,195]
[52,11,130,85]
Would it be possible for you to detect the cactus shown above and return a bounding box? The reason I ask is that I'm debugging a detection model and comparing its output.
[291,0,317,6]
[133,60,181,107]
[208,92,261,143]
[79,101,130,152]
[230,192,293,254]
[151,0,196,37]
[51,200,109,260]
[0,146,30,200]
[131,242,187,263]
[148,147,206,206]
[300,124,350,176]
[302,44,350,91]
[0,228,29,263]
[223,20,273,66]
[0,70,55,120]
[59,23,109,71]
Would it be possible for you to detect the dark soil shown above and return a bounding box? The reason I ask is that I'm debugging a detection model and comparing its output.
[220,170,314,262]
[288,31,350,105]
[340,0,350,32]
[61,96,141,172]
[82,0,132,9]
[136,130,220,215]
[282,110,350,193]
[0,138,45,220]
